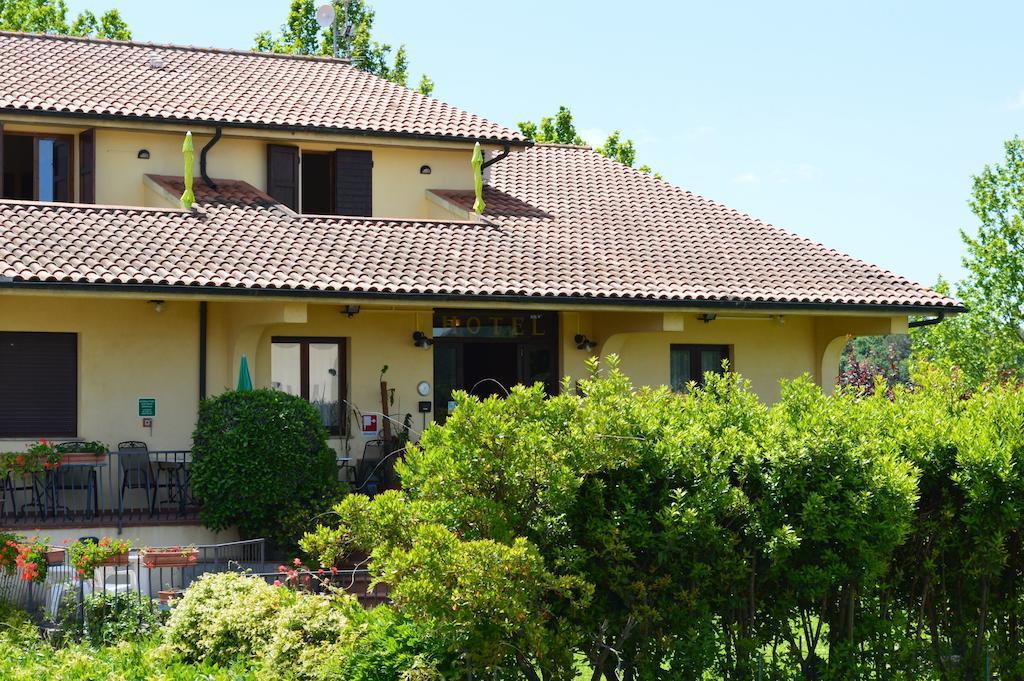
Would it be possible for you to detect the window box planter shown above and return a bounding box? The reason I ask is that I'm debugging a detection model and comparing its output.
[44,548,64,565]
[142,547,198,569]
[100,553,129,567]
[59,453,106,465]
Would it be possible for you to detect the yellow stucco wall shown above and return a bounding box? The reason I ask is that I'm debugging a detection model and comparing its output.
[0,295,199,451]
[1,292,908,455]
[0,117,481,218]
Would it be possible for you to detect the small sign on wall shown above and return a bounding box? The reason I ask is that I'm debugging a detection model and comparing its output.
[361,414,378,435]
[138,398,156,417]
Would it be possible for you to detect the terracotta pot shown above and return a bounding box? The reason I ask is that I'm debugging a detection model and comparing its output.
[142,549,198,569]
[59,453,106,465]
[99,553,129,567]
[158,588,183,604]
[44,548,64,565]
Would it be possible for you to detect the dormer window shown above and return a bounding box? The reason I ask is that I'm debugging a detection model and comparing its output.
[1,132,73,202]
[266,144,373,216]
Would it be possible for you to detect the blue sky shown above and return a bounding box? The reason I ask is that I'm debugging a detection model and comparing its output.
[71,0,1024,287]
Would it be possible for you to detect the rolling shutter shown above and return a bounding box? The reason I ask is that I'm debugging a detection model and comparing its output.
[333,149,372,217]
[266,144,299,210]
[79,129,95,203]
[0,332,78,437]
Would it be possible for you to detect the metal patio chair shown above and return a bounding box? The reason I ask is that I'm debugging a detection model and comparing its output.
[355,439,387,495]
[117,441,156,518]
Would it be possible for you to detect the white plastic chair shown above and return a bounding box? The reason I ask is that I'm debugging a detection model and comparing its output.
[43,564,87,620]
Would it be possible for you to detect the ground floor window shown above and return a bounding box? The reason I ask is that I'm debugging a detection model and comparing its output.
[0,331,77,437]
[270,337,346,435]
[670,344,730,391]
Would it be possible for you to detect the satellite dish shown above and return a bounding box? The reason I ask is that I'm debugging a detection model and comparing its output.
[315,3,336,28]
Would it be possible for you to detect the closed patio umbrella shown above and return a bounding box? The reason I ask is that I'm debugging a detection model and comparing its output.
[471,142,485,214]
[180,131,195,210]
[237,354,253,391]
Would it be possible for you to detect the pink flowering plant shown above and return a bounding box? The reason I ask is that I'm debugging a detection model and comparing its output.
[4,535,51,583]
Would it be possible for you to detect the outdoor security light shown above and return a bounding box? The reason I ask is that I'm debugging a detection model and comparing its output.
[420,165,432,175]
[412,331,434,349]
[574,334,598,351]
[148,300,165,313]
[343,305,360,317]
[137,149,150,159]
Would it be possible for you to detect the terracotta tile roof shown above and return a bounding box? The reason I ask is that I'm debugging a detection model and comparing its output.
[0,146,958,311]
[0,31,523,144]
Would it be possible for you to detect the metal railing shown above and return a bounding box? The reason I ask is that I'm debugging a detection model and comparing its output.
[0,450,197,531]
[0,539,266,624]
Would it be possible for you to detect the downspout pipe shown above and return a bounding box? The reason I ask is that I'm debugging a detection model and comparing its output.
[199,301,207,401]
[200,127,223,190]
[480,143,510,170]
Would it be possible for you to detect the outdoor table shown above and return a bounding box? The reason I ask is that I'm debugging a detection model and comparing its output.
[53,459,107,520]
[336,457,355,485]
[149,451,193,516]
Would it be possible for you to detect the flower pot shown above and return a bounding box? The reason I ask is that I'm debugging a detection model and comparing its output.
[158,588,184,604]
[44,548,64,565]
[142,549,198,569]
[59,453,106,465]
[99,553,129,567]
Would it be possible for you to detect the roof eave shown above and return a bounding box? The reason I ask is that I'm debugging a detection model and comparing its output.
[0,280,966,316]
[0,107,533,148]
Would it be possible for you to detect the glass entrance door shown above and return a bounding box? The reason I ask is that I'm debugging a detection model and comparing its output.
[432,310,559,422]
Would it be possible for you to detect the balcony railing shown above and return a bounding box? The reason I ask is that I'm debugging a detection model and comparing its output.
[0,450,197,531]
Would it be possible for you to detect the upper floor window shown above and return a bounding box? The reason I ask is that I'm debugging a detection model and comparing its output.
[670,344,730,391]
[266,144,372,217]
[270,337,347,435]
[1,132,73,202]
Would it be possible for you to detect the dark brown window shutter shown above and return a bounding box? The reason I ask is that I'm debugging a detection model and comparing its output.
[333,149,372,216]
[79,128,95,203]
[266,144,299,211]
[0,332,78,437]
[52,137,71,202]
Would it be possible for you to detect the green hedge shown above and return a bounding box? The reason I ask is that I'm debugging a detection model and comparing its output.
[191,389,342,550]
[301,359,1024,680]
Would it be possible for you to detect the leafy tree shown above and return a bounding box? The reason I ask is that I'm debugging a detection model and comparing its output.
[0,0,130,39]
[518,105,661,178]
[913,139,1024,386]
[254,0,434,95]
[838,334,912,393]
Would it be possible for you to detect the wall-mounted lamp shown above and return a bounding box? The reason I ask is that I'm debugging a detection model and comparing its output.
[419,165,432,175]
[343,305,361,318]
[148,300,165,313]
[574,334,598,351]
[698,313,717,324]
[412,331,434,349]
[137,149,151,160]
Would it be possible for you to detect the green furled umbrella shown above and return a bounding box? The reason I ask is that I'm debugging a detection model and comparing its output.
[237,354,253,391]
[471,142,485,215]
[180,131,195,210]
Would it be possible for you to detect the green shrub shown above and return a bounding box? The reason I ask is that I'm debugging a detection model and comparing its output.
[261,589,354,680]
[191,388,343,549]
[59,591,164,646]
[318,605,451,681]
[162,571,286,665]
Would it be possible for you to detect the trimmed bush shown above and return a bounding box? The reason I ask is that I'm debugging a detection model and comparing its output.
[60,591,164,646]
[191,389,342,549]
[163,572,286,665]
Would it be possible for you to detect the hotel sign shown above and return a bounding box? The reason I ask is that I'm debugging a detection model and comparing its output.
[432,311,556,339]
